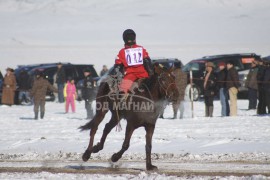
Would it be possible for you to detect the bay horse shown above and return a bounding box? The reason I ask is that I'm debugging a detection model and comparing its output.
[79,65,178,170]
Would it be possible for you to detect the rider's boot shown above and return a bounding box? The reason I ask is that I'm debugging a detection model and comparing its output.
[40,112,45,119]
[205,105,209,117]
[173,113,177,119]
[34,112,38,120]
[209,106,213,117]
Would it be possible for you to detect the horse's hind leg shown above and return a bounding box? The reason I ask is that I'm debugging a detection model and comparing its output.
[92,113,119,153]
[82,110,107,162]
[111,123,134,162]
[145,124,157,170]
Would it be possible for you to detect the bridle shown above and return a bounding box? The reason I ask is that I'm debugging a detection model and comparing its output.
[157,72,177,99]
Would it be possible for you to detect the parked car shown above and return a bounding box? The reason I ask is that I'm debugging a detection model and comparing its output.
[14,63,60,79]
[263,56,270,61]
[182,53,261,100]
[8,63,99,103]
[152,58,183,69]
[11,63,67,103]
[30,63,99,101]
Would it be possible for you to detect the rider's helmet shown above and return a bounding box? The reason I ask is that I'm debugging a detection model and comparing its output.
[123,29,136,46]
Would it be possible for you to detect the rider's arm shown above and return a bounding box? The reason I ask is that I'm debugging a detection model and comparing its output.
[143,57,154,76]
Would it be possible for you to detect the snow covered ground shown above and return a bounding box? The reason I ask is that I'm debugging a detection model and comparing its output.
[1,0,270,179]
[0,100,270,179]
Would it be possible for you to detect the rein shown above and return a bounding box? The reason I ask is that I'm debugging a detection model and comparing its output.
[157,73,176,99]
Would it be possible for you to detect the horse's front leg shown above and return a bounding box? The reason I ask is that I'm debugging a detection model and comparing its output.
[111,124,134,162]
[82,126,97,161]
[92,113,119,153]
[82,111,107,162]
[145,124,157,170]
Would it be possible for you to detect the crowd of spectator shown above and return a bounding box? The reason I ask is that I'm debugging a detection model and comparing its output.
[2,57,270,119]
[201,58,270,117]
[159,57,270,118]
[0,63,99,120]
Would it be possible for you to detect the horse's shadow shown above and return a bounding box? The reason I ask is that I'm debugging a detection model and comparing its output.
[19,117,36,120]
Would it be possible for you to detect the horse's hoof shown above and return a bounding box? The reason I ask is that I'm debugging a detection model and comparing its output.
[92,146,99,153]
[111,153,121,162]
[93,143,103,153]
[82,150,91,162]
[147,164,158,171]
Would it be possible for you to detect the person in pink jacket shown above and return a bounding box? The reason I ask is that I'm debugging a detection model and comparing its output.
[64,77,77,113]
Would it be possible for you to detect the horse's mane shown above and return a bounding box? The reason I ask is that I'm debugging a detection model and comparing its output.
[142,74,156,89]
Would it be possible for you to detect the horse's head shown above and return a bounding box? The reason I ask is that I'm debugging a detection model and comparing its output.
[154,64,179,102]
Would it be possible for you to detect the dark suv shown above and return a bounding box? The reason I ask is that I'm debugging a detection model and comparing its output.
[182,53,261,100]
[13,63,99,102]
[152,58,183,69]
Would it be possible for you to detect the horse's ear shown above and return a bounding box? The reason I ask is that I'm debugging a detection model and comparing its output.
[154,63,163,74]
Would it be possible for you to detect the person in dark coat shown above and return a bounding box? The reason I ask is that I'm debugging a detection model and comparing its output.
[55,62,66,103]
[30,71,58,120]
[245,61,258,110]
[172,61,187,119]
[226,60,240,116]
[262,61,270,113]
[1,68,16,106]
[17,69,32,104]
[82,67,96,119]
[203,62,216,117]
[256,59,267,114]
[216,62,230,116]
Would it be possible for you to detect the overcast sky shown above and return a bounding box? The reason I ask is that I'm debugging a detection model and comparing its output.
[0,0,269,72]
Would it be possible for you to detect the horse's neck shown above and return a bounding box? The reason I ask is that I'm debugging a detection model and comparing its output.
[147,75,164,101]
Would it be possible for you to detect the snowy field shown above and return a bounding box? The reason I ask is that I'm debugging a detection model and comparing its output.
[0,100,270,179]
[1,0,270,179]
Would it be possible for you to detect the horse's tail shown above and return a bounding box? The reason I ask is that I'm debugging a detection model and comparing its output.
[79,120,94,131]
